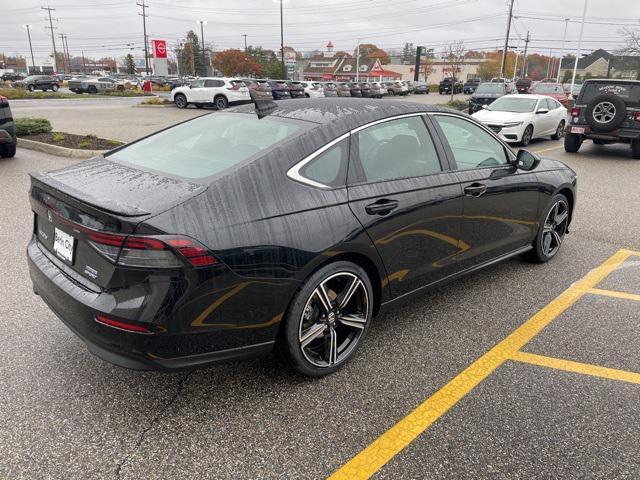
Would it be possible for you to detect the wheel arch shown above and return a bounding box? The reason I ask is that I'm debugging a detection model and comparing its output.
[557,186,575,225]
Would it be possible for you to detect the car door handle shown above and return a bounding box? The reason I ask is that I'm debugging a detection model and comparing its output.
[464,183,487,197]
[365,199,399,216]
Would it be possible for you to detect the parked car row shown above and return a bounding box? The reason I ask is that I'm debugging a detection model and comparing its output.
[171,77,430,109]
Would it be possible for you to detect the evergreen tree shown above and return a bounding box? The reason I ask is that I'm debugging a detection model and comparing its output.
[124,54,136,74]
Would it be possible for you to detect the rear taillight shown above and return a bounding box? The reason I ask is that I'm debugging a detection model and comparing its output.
[227,83,241,91]
[571,107,581,117]
[634,112,640,122]
[87,231,216,268]
[95,314,152,334]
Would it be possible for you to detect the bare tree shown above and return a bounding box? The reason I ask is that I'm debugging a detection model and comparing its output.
[619,28,640,55]
[442,41,466,101]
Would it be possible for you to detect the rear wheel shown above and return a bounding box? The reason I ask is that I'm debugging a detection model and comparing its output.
[526,194,569,263]
[564,132,582,153]
[278,261,373,377]
[88,85,97,94]
[632,139,640,160]
[174,93,188,109]
[51,84,59,92]
[0,143,17,158]
[520,125,533,146]
[214,95,229,110]
[28,84,35,92]
[551,120,565,140]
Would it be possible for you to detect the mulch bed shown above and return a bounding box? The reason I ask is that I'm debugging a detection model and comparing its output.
[20,132,124,150]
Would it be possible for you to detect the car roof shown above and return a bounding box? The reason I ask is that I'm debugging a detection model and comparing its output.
[501,94,546,100]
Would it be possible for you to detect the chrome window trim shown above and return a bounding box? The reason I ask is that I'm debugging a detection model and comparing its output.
[286,112,428,189]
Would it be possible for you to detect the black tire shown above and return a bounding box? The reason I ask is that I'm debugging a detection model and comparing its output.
[388,90,395,96]
[51,84,59,92]
[564,132,583,153]
[0,143,17,158]
[551,120,565,140]
[632,139,640,160]
[585,93,626,133]
[526,193,570,263]
[88,85,97,94]
[520,125,534,146]
[174,93,188,109]
[27,84,34,92]
[277,261,373,377]
[214,95,228,110]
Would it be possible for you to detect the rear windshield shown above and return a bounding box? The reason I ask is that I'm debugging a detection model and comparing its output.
[476,83,504,94]
[580,82,640,105]
[109,113,304,180]
[533,84,564,94]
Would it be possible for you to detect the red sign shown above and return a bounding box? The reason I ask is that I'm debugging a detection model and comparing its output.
[152,40,167,58]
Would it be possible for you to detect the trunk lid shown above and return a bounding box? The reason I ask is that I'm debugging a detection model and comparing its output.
[29,157,206,288]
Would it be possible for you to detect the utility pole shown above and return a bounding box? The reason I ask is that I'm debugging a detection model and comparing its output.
[279,0,285,79]
[63,35,71,73]
[58,33,68,73]
[499,0,515,78]
[242,34,248,54]
[81,50,86,74]
[556,18,570,83]
[42,6,58,73]
[23,25,36,74]
[356,39,360,82]
[197,20,207,76]
[522,31,530,77]
[570,0,588,99]
[136,1,149,75]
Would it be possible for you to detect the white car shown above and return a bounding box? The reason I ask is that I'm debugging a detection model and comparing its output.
[300,81,324,98]
[171,77,250,109]
[472,94,567,146]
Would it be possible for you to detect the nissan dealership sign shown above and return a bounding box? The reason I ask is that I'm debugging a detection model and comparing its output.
[152,39,167,58]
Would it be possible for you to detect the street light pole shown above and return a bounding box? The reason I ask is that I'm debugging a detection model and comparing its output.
[556,18,570,83]
[499,0,515,78]
[280,0,285,79]
[198,20,207,76]
[23,25,35,74]
[570,0,589,99]
[242,34,248,54]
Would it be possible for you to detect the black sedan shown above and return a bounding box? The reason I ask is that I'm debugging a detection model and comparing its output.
[27,99,577,377]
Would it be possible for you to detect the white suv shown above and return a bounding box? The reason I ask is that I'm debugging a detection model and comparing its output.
[171,77,251,109]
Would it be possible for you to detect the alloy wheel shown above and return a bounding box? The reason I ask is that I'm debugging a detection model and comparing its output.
[593,101,616,124]
[542,200,569,258]
[556,121,565,138]
[298,272,369,368]
[215,97,228,109]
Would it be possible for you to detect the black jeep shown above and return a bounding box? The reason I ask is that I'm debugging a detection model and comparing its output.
[564,79,640,159]
[439,77,462,95]
[0,95,17,158]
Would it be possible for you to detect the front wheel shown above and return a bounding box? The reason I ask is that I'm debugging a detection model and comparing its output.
[174,94,188,109]
[520,125,533,146]
[526,194,569,263]
[278,261,373,377]
[28,85,35,92]
[551,120,565,140]
[51,84,59,92]
[564,132,582,153]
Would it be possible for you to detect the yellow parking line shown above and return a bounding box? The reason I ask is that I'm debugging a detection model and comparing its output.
[586,288,640,303]
[328,249,632,480]
[511,351,640,385]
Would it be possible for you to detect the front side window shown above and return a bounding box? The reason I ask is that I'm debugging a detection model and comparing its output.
[356,116,442,183]
[110,113,305,180]
[434,115,508,170]
[298,138,348,188]
[190,79,205,88]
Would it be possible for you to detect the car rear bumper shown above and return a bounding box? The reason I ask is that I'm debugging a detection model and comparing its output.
[565,124,640,141]
[27,237,275,371]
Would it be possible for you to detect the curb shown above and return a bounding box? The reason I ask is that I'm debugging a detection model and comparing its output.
[135,104,175,108]
[18,138,108,159]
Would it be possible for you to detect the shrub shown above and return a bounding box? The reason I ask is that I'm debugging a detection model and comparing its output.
[141,97,170,105]
[444,99,468,112]
[77,140,93,149]
[51,132,65,142]
[15,117,53,136]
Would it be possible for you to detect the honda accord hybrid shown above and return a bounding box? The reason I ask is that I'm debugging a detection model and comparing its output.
[27,99,577,377]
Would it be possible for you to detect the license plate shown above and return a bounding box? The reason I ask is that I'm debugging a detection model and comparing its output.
[53,227,75,263]
[571,127,585,134]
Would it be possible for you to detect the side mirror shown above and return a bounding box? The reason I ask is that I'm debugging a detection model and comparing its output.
[536,108,549,115]
[515,149,540,171]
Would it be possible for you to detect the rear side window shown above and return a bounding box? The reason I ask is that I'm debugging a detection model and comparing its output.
[205,79,224,87]
[356,116,442,183]
[298,138,349,188]
[110,113,304,180]
[580,82,640,105]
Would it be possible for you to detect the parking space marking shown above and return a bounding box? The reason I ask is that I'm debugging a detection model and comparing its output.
[586,287,640,303]
[328,249,633,480]
[530,145,564,155]
[511,351,640,385]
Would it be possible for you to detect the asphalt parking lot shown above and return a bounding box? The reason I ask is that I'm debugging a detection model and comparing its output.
[1,102,639,479]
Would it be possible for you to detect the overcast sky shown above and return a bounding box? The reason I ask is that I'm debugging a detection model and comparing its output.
[2,0,639,61]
